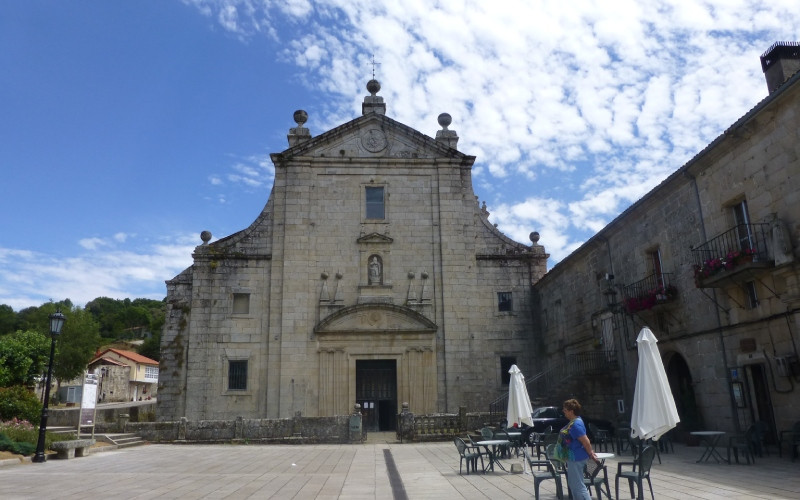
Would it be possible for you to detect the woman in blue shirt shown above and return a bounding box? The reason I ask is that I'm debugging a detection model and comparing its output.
[558,399,598,500]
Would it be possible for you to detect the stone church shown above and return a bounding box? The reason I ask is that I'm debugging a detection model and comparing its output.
[157,80,548,430]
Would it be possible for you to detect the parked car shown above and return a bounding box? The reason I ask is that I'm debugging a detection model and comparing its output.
[530,406,568,433]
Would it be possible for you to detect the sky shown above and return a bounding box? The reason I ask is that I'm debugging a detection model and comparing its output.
[2,1,800,311]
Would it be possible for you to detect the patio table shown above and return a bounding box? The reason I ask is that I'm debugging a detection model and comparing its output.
[691,431,728,463]
[476,440,511,472]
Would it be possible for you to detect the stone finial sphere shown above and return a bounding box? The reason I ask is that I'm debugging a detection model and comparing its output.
[200,230,212,243]
[293,109,308,127]
[366,79,381,95]
[529,231,540,244]
[438,113,452,129]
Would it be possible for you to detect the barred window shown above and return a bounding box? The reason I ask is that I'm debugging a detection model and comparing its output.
[498,292,513,312]
[228,360,248,391]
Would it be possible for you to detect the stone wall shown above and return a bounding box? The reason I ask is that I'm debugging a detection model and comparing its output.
[49,401,157,428]
[129,415,351,444]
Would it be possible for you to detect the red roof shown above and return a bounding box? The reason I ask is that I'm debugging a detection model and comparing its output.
[90,348,158,366]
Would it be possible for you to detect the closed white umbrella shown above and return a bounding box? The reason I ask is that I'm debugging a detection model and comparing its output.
[507,364,534,427]
[630,327,680,441]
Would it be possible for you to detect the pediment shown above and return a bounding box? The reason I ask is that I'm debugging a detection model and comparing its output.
[275,113,471,161]
[315,303,437,334]
[357,232,393,244]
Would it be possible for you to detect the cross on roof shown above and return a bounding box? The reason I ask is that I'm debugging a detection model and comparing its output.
[369,54,381,79]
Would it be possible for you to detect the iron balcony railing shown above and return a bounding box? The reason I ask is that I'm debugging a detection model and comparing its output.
[692,223,771,284]
[621,273,677,313]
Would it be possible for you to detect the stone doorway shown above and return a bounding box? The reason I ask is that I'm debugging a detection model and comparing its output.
[356,359,397,432]
[666,353,702,435]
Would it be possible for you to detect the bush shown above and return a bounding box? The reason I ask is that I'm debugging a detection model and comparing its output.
[0,418,75,456]
[0,432,35,455]
[0,386,42,423]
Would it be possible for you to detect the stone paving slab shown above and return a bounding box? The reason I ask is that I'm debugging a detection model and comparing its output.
[1,438,798,499]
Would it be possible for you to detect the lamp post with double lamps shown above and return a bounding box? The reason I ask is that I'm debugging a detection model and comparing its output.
[33,310,66,463]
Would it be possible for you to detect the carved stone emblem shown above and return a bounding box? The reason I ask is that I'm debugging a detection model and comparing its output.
[361,128,387,153]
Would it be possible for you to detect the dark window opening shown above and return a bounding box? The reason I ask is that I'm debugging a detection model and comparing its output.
[228,360,248,391]
[500,356,516,386]
[745,281,759,309]
[498,292,513,311]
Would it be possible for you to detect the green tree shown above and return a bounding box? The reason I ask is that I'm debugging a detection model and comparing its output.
[137,330,161,361]
[53,307,101,384]
[0,304,17,335]
[85,297,125,338]
[0,330,50,387]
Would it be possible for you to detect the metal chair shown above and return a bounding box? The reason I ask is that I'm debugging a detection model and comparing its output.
[454,437,484,475]
[615,445,656,500]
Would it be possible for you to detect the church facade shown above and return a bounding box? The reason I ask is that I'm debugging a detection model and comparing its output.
[157,81,548,429]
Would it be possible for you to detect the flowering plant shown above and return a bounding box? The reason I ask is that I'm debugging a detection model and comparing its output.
[624,284,678,313]
[694,247,757,280]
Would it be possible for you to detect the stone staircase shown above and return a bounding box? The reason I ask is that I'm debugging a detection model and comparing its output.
[94,433,146,449]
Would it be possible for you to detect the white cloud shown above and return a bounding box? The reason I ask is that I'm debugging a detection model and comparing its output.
[186,0,800,266]
[0,235,195,311]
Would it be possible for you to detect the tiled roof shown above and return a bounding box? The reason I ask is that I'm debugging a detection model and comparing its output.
[91,348,158,366]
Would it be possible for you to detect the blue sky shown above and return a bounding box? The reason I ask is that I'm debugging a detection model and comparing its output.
[2,1,799,310]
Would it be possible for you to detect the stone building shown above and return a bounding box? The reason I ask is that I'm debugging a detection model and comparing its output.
[89,348,159,403]
[157,80,548,430]
[531,42,800,443]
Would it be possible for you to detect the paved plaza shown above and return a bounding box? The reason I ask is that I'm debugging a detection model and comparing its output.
[1,433,798,499]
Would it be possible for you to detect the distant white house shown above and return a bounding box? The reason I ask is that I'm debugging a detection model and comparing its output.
[89,348,158,403]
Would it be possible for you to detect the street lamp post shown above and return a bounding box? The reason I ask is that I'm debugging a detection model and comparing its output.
[32,310,66,463]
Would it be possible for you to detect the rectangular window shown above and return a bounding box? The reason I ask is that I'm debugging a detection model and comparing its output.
[744,281,759,309]
[498,292,513,311]
[232,293,250,314]
[500,356,516,386]
[228,360,248,391]
[733,200,754,251]
[649,249,664,287]
[365,186,385,219]
[144,366,159,380]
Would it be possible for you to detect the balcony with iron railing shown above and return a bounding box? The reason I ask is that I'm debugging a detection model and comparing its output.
[691,223,772,288]
[621,272,677,314]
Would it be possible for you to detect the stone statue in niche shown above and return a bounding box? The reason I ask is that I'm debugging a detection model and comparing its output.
[368,255,383,285]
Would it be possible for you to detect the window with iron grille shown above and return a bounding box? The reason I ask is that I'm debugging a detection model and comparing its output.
[228,360,248,391]
[498,292,513,311]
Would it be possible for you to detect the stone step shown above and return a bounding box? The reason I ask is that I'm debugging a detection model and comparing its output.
[91,433,146,448]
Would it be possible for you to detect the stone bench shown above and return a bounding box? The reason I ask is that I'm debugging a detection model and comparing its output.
[49,439,95,459]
